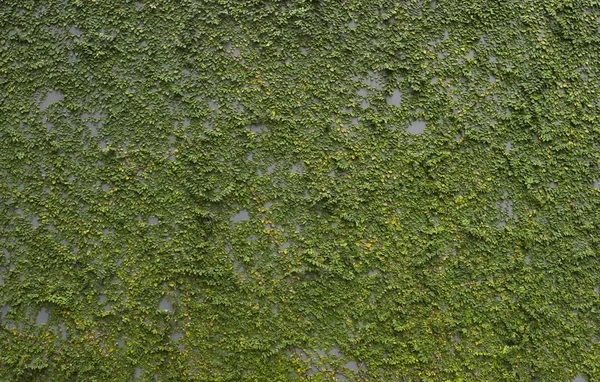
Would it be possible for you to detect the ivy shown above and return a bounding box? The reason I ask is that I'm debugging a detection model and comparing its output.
[1,0,600,381]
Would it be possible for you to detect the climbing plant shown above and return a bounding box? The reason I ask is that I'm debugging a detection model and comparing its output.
[1,0,600,380]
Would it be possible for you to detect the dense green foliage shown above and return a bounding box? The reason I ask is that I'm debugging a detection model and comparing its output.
[1,0,600,380]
